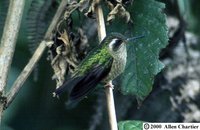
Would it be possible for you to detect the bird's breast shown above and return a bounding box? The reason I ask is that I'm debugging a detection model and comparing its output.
[103,50,127,83]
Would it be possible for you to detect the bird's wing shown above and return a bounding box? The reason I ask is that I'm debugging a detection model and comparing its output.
[54,58,113,102]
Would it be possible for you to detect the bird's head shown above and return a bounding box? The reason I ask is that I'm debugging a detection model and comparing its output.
[102,33,144,56]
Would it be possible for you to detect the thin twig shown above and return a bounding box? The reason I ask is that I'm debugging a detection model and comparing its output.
[95,1,118,130]
[0,0,25,123]
[5,0,69,108]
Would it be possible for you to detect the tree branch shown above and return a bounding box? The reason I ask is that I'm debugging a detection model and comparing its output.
[105,84,118,130]
[95,1,118,130]
[0,0,25,123]
[95,0,106,41]
[6,41,47,108]
[5,0,68,108]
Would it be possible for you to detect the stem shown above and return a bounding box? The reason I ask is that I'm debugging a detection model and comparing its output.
[6,41,46,108]
[5,0,68,108]
[105,85,118,130]
[0,0,25,99]
[95,1,118,130]
[95,0,106,41]
[0,0,25,122]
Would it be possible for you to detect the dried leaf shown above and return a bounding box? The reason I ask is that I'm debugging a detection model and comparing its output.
[47,30,77,87]
[47,0,90,89]
[56,30,78,70]
[84,0,96,19]
[57,30,70,48]
[64,1,79,20]
[51,56,68,88]
[48,27,89,88]
[106,0,133,6]
[107,4,131,23]
[106,1,115,9]
[78,0,90,12]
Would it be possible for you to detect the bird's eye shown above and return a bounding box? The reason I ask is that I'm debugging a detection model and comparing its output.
[109,39,123,51]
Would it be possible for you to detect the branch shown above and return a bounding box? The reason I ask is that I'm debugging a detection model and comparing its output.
[95,0,106,41]
[105,84,118,130]
[5,0,69,108]
[95,1,118,130]
[0,0,25,123]
[6,41,47,108]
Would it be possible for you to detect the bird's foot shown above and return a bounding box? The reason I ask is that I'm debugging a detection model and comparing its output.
[104,81,114,89]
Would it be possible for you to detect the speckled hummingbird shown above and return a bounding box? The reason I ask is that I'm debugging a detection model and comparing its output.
[54,32,144,102]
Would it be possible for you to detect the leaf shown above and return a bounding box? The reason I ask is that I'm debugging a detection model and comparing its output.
[120,0,168,102]
[63,1,79,19]
[78,0,90,12]
[118,120,144,130]
[84,0,96,19]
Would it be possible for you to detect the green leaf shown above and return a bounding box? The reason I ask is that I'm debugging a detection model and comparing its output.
[120,0,168,102]
[118,120,144,130]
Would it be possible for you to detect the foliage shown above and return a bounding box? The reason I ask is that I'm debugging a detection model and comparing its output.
[118,120,144,130]
[120,0,168,102]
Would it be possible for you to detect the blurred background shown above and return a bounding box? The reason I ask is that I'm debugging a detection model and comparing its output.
[0,0,200,130]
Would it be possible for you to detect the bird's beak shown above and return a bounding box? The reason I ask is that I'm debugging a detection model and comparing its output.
[126,35,145,42]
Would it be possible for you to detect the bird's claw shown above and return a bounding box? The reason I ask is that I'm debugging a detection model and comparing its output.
[104,81,114,89]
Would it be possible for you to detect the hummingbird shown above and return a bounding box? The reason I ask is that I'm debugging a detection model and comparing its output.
[54,32,144,103]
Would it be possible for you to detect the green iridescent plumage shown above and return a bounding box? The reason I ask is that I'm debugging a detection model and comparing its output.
[74,47,111,76]
[73,33,126,76]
